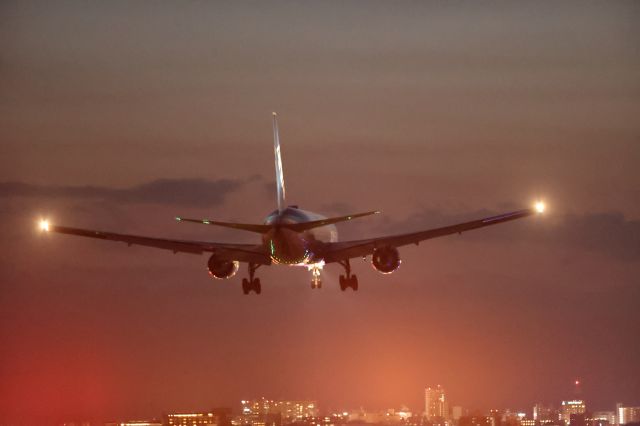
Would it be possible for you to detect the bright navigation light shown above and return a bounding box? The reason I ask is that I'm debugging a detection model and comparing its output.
[535,201,546,213]
[39,219,50,232]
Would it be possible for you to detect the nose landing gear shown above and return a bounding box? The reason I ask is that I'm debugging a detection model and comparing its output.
[242,263,262,295]
[338,259,358,291]
[309,262,323,289]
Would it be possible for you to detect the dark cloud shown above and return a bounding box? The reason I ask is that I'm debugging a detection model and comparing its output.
[0,178,244,208]
[554,212,640,261]
[263,181,277,200]
[319,202,356,216]
[379,208,640,261]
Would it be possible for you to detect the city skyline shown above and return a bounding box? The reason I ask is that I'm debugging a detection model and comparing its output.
[44,394,640,426]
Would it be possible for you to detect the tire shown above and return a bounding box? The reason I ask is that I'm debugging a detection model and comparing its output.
[351,275,359,291]
[339,275,347,291]
[254,278,261,295]
[242,278,250,295]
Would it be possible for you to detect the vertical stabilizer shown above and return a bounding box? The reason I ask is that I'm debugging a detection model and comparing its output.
[272,112,286,213]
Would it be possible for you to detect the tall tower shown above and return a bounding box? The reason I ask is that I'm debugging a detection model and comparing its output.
[425,385,448,420]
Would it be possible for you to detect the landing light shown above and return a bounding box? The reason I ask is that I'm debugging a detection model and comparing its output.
[535,201,546,214]
[39,219,50,232]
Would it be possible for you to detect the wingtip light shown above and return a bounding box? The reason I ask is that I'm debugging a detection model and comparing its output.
[535,201,546,214]
[39,219,50,232]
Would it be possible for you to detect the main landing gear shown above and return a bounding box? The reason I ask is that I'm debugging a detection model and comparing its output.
[338,259,358,291]
[242,263,261,295]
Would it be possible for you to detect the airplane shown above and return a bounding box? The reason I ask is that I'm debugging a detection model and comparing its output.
[38,112,545,294]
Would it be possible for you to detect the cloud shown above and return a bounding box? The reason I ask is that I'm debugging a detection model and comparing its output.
[0,178,244,208]
[554,212,640,261]
[379,208,640,262]
[263,181,277,199]
[319,202,357,216]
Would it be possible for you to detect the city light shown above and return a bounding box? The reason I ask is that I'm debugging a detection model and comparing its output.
[47,395,640,426]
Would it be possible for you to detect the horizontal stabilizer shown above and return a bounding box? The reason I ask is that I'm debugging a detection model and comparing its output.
[176,210,380,234]
[176,217,271,233]
[284,211,380,232]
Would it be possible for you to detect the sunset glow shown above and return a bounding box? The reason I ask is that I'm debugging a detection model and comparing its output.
[2,1,638,424]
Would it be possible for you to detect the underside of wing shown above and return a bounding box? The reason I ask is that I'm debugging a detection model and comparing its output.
[321,208,537,263]
[43,224,271,265]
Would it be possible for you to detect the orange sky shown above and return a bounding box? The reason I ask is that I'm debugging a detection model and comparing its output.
[1,1,639,423]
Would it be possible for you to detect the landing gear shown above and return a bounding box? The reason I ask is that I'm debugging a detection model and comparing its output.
[310,263,322,289]
[242,263,262,295]
[338,259,359,291]
[339,274,358,291]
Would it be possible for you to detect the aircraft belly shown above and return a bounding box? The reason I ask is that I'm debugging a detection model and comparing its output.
[266,228,310,264]
[263,208,337,264]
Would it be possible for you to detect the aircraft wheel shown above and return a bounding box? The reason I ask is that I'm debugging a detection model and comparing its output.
[253,278,262,294]
[351,275,359,291]
[242,278,250,295]
[339,275,347,291]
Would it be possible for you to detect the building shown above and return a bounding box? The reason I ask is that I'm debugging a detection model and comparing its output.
[561,401,585,425]
[534,404,559,424]
[240,398,318,421]
[617,404,640,425]
[488,409,522,426]
[592,412,616,426]
[452,407,465,421]
[105,422,162,426]
[165,412,219,426]
[233,413,281,426]
[458,416,492,426]
[569,414,586,426]
[425,386,448,420]
[274,400,319,421]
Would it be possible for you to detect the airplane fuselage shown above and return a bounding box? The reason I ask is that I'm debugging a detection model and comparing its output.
[262,207,337,265]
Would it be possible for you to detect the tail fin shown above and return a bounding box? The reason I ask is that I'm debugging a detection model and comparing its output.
[273,112,286,213]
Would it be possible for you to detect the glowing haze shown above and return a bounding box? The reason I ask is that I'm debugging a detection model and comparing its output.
[1,1,639,424]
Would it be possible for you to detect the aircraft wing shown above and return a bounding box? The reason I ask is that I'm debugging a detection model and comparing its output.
[44,224,271,264]
[321,208,537,263]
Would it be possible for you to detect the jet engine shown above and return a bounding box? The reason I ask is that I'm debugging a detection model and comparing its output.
[207,255,239,279]
[371,246,401,274]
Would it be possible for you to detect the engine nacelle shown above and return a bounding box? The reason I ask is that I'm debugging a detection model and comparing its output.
[207,255,239,279]
[371,246,401,274]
